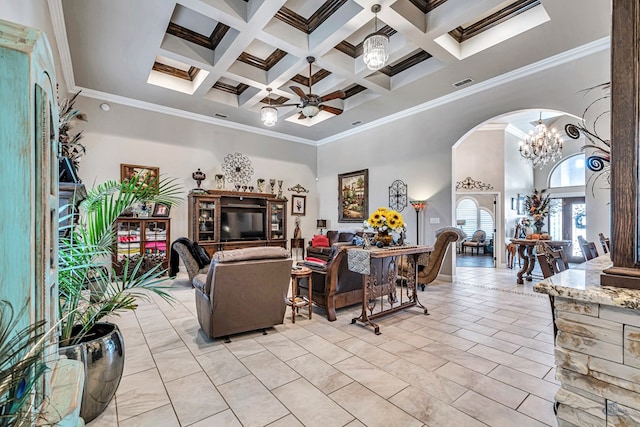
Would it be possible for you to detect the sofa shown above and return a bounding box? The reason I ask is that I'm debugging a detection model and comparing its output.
[306,230,359,261]
[192,246,292,340]
[300,239,392,321]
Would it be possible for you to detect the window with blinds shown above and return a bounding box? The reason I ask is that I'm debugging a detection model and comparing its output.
[456,198,495,240]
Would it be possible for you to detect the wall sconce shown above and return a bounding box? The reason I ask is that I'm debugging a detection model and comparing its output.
[409,200,427,245]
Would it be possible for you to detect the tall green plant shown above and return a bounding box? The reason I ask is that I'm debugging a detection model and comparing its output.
[58,176,182,346]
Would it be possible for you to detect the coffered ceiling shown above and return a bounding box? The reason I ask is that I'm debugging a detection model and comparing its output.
[53,0,609,143]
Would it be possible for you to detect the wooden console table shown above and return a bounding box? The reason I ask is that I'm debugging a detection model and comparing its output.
[511,238,571,284]
[348,245,433,334]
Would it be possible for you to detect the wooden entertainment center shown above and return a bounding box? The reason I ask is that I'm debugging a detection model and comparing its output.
[188,190,287,256]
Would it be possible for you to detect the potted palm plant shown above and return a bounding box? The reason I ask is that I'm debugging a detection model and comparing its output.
[58,175,181,422]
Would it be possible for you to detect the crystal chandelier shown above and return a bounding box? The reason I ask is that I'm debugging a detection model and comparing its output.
[519,113,563,168]
[363,4,389,71]
[260,88,277,127]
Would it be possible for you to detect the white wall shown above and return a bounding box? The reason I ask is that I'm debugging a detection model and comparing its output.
[75,96,318,245]
[504,129,534,240]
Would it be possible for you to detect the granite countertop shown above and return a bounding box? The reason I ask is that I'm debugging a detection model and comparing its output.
[533,255,640,309]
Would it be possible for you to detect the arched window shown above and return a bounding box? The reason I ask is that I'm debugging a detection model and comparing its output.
[549,154,586,188]
[456,198,495,239]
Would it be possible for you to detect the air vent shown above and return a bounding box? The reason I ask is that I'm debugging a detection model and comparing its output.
[453,78,474,87]
[214,113,228,118]
[351,120,362,126]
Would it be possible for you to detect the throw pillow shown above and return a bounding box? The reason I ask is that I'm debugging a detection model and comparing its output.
[311,234,330,247]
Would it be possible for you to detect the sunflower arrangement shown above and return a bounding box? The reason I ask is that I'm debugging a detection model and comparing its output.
[364,207,406,232]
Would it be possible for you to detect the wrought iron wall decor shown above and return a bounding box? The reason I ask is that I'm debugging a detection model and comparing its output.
[388,179,407,211]
[288,183,309,193]
[222,152,254,186]
[456,177,494,191]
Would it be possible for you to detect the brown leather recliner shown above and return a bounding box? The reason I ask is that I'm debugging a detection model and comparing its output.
[192,246,292,339]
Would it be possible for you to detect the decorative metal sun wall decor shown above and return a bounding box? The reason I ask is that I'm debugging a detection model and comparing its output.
[222,152,254,186]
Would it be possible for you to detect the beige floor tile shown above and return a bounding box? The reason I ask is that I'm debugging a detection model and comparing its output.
[115,368,170,421]
[493,330,555,354]
[256,332,309,361]
[440,316,499,336]
[196,347,250,385]
[435,361,528,409]
[218,375,290,427]
[242,349,301,389]
[153,344,203,382]
[302,321,352,343]
[335,356,409,399]
[514,346,557,366]
[170,316,225,356]
[422,342,498,374]
[144,326,184,354]
[266,414,304,426]
[518,394,559,426]
[469,344,552,378]
[122,342,156,377]
[414,327,476,351]
[165,372,228,425]
[278,324,315,341]
[390,386,487,427]
[187,408,243,427]
[118,403,179,427]
[329,382,422,427]
[118,325,145,346]
[225,337,266,358]
[297,335,352,365]
[336,336,398,368]
[136,313,172,334]
[272,378,354,427]
[378,337,426,355]
[454,390,547,427]
[384,358,467,404]
[452,328,521,353]
[477,318,540,338]
[377,326,435,349]
[343,420,366,427]
[287,353,353,394]
[488,365,560,402]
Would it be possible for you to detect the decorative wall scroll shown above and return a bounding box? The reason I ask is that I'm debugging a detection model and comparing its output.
[455,176,494,191]
[388,179,408,211]
[288,183,309,193]
[222,152,253,186]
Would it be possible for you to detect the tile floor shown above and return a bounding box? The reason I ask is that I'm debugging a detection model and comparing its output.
[89,266,559,427]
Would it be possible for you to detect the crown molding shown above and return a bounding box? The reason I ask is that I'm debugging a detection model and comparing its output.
[505,124,529,139]
[316,36,610,146]
[76,87,317,145]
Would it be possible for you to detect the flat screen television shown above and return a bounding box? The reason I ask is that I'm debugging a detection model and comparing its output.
[220,208,265,241]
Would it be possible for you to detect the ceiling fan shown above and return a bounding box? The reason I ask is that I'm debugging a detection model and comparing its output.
[283,56,346,119]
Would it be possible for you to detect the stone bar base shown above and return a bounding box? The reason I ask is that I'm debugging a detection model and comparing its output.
[552,297,640,426]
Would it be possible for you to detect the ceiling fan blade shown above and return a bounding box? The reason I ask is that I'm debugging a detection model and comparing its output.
[319,104,343,115]
[297,112,307,120]
[278,103,300,107]
[289,86,308,100]
[319,90,346,102]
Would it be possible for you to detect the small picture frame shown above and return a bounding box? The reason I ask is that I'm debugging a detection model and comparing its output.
[291,194,306,216]
[152,202,171,217]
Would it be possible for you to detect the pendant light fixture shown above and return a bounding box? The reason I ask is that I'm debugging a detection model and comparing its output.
[363,4,389,71]
[261,88,278,127]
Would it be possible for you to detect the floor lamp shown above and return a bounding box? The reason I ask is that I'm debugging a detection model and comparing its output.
[409,200,427,244]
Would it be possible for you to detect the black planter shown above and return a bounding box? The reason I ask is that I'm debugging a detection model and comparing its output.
[59,322,124,422]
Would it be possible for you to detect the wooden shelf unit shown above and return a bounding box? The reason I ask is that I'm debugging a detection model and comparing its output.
[113,217,171,276]
[188,190,287,256]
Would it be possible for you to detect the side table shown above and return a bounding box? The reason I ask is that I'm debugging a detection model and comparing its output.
[290,238,305,260]
[288,266,312,323]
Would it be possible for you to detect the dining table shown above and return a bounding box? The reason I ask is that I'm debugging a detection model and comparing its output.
[510,238,572,284]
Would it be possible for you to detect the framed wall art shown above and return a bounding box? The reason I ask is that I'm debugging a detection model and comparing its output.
[152,202,171,217]
[338,169,368,223]
[120,163,159,188]
[291,194,306,216]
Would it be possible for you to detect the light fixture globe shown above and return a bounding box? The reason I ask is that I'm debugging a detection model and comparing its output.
[261,87,278,126]
[301,104,320,118]
[363,4,389,71]
[261,106,277,126]
[363,32,389,70]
